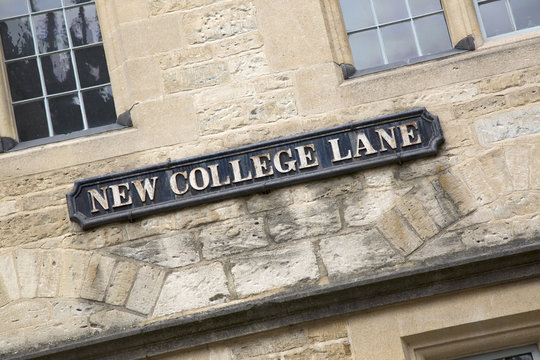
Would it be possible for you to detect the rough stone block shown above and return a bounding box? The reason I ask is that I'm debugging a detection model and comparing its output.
[506,85,540,107]
[164,62,228,93]
[454,94,506,119]
[153,262,229,317]
[20,187,68,212]
[126,265,166,314]
[307,320,349,342]
[58,250,91,298]
[14,250,41,298]
[319,230,401,278]
[290,175,360,204]
[80,254,116,302]
[37,251,62,298]
[110,235,199,268]
[105,261,138,306]
[113,0,151,23]
[230,241,319,297]
[455,159,498,205]
[267,199,341,243]
[176,199,245,229]
[183,2,257,44]
[460,222,513,248]
[491,192,540,220]
[151,0,221,16]
[51,301,103,320]
[504,144,531,191]
[124,213,176,241]
[245,188,292,213]
[513,215,540,240]
[228,51,269,81]
[408,233,466,261]
[477,148,514,196]
[159,46,213,70]
[0,252,20,301]
[283,341,352,360]
[0,200,17,217]
[475,71,524,94]
[199,217,268,260]
[213,30,263,58]
[396,192,440,241]
[530,143,540,189]
[377,209,423,255]
[343,189,397,228]
[474,105,540,144]
[439,171,478,216]
[89,309,144,331]
[0,301,50,332]
[231,328,308,358]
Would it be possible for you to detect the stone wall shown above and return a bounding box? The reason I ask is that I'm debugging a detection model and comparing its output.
[0,0,539,356]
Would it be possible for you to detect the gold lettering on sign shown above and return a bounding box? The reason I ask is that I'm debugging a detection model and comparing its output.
[170,171,189,195]
[328,138,352,163]
[132,177,158,202]
[274,149,297,174]
[250,153,274,178]
[110,183,133,208]
[354,132,377,157]
[375,127,397,152]
[89,187,109,213]
[398,122,422,147]
[230,159,253,183]
[208,164,231,188]
[189,167,210,191]
[295,144,319,169]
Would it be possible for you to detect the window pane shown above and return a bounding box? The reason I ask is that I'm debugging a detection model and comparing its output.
[381,21,418,63]
[14,101,49,142]
[0,0,29,19]
[75,45,110,87]
[349,29,385,69]
[63,0,93,5]
[479,0,514,37]
[0,17,35,60]
[415,13,452,55]
[409,0,442,16]
[83,86,116,127]
[373,0,409,23]
[339,0,375,31]
[33,11,69,53]
[41,52,76,94]
[509,0,540,30]
[49,94,84,134]
[30,0,62,12]
[66,4,102,46]
[6,59,43,101]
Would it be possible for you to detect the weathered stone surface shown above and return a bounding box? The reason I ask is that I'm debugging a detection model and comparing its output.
[491,192,540,220]
[307,320,349,342]
[80,255,116,302]
[213,30,263,58]
[89,309,144,330]
[230,241,319,297]
[319,230,401,278]
[439,171,478,216]
[153,262,229,317]
[408,233,466,261]
[267,200,341,243]
[110,235,199,268]
[37,251,61,298]
[474,106,540,144]
[199,217,267,260]
[25,316,95,350]
[0,252,19,301]
[531,143,540,189]
[377,209,423,255]
[395,191,440,241]
[105,261,138,306]
[455,159,498,205]
[460,222,513,248]
[14,249,40,298]
[513,215,540,240]
[506,85,540,107]
[51,301,103,320]
[62,226,125,250]
[151,0,221,16]
[19,187,67,212]
[124,214,176,241]
[126,265,166,314]
[282,341,352,360]
[289,175,360,204]
[0,301,50,332]
[175,200,245,229]
[231,328,308,358]
[343,189,396,228]
[245,188,292,213]
[159,46,213,70]
[454,94,506,119]
[0,200,17,217]
[164,62,229,93]
[58,250,91,298]
[504,144,531,191]
[184,2,257,44]
[229,51,269,81]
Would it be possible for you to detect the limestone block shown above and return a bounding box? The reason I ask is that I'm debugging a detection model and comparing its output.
[531,143,540,189]
[113,0,151,24]
[506,85,540,107]
[377,209,423,255]
[283,341,352,360]
[0,301,50,333]
[475,71,524,94]
[0,252,20,301]
[213,30,263,58]
[294,63,343,116]
[395,193,440,241]
[343,189,396,228]
[183,2,257,44]
[419,179,461,230]
[446,207,493,232]
[105,261,138,306]
[26,317,94,350]
[20,187,67,211]
[37,250,62,298]
[307,320,349,342]
[290,175,360,204]
[474,105,540,144]
[246,188,292,213]
[504,144,531,191]
[267,199,341,243]
[126,265,166,314]
[230,241,319,297]
[62,226,125,250]
[477,148,514,196]
[199,217,268,260]
[228,51,270,81]
[252,73,294,93]
[51,301,103,320]
[14,249,41,298]
[460,222,513,248]
[89,309,144,331]
[80,254,116,302]
[0,330,27,356]
[159,46,213,70]
[176,199,245,229]
[124,213,176,241]
[194,81,254,107]
[408,233,466,261]
[513,215,540,240]
[164,62,229,93]
[151,0,222,16]
[319,230,401,278]
[111,235,199,268]
[439,171,478,216]
[231,328,308,358]
[124,56,163,103]
[153,262,229,317]
[0,200,17,217]
[453,94,507,119]
[455,159,498,205]
[491,192,540,220]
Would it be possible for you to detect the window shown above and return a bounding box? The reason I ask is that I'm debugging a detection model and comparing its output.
[0,0,116,144]
[456,345,540,360]
[474,0,540,39]
[339,0,454,73]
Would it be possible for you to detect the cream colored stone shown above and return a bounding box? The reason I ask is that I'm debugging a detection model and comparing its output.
[160,46,213,70]
[124,56,163,103]
[105,261,138,306]
[294,63,343,116]
[126,265,166,314]
[377,209,423,255]
[504,144,531,191]
[439,171,478,216]
[14,249,41,299]
[113,0,151,23]
[0,301,50,333]
[164,62,229,93]
[37,251,61,298]
[0,252,19,301]
[0,200,17,217]
[80,254,116,302]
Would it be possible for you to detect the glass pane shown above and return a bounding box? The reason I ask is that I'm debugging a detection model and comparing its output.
[510,0,540,30]
[49,94,84,134]
[349,29,385,69]
[33,11,69,53]
[0,17,35,60]
[415,13,452,55]
[75,45,110,87]
[83,86,116,128]
[6,59,43,101]
[381,21,418,63]
[373,0,409,23]
[409,0,442,16]
[30,0,62,12]
[14,101,49,142]
[0,0,29,19]
[41,51,76,94]
[63,0,93,5]
[340,0,375,31]
[479,0,514,37]
[66,4,102,46]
